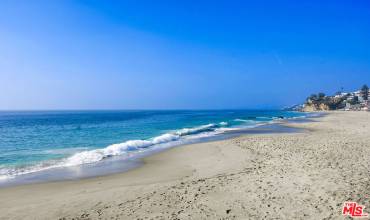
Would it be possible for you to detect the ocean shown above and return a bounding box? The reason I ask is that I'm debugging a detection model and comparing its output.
[0,110,307,184]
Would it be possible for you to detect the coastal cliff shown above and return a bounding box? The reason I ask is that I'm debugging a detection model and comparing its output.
[298,84,369,112]
[302,102,330,112]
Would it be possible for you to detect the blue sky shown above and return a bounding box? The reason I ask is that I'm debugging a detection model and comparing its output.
[0,0,369,109]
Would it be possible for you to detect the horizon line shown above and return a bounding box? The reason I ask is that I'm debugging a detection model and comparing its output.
[0,108,285,112]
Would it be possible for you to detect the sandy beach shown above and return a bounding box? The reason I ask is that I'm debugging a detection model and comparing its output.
[0,111,369,220]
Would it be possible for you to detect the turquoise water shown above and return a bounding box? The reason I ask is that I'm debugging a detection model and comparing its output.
[0,110,306,180]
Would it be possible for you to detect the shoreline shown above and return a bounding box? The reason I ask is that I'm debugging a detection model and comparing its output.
[1,111,369,219]
[0,115,310,188]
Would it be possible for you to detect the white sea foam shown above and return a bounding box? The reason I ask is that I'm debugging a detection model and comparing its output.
[0,162,61,180]
[292,115,307,119]
[1,113,310,181]
[215,127,240,132]
[174,123,217,136]
[0,123,234,180]
[64,133,181,167]
[1,114,305,180]
[234,118,253,123]
[0,175,9,180]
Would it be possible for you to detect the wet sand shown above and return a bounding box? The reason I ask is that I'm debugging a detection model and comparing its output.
[0,111,369,219]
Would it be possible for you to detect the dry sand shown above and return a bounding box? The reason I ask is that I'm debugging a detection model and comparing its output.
[0,111,369,220]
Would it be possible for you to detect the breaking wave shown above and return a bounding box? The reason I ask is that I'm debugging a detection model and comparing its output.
[0,122,231,179]
[0,113,308,180]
